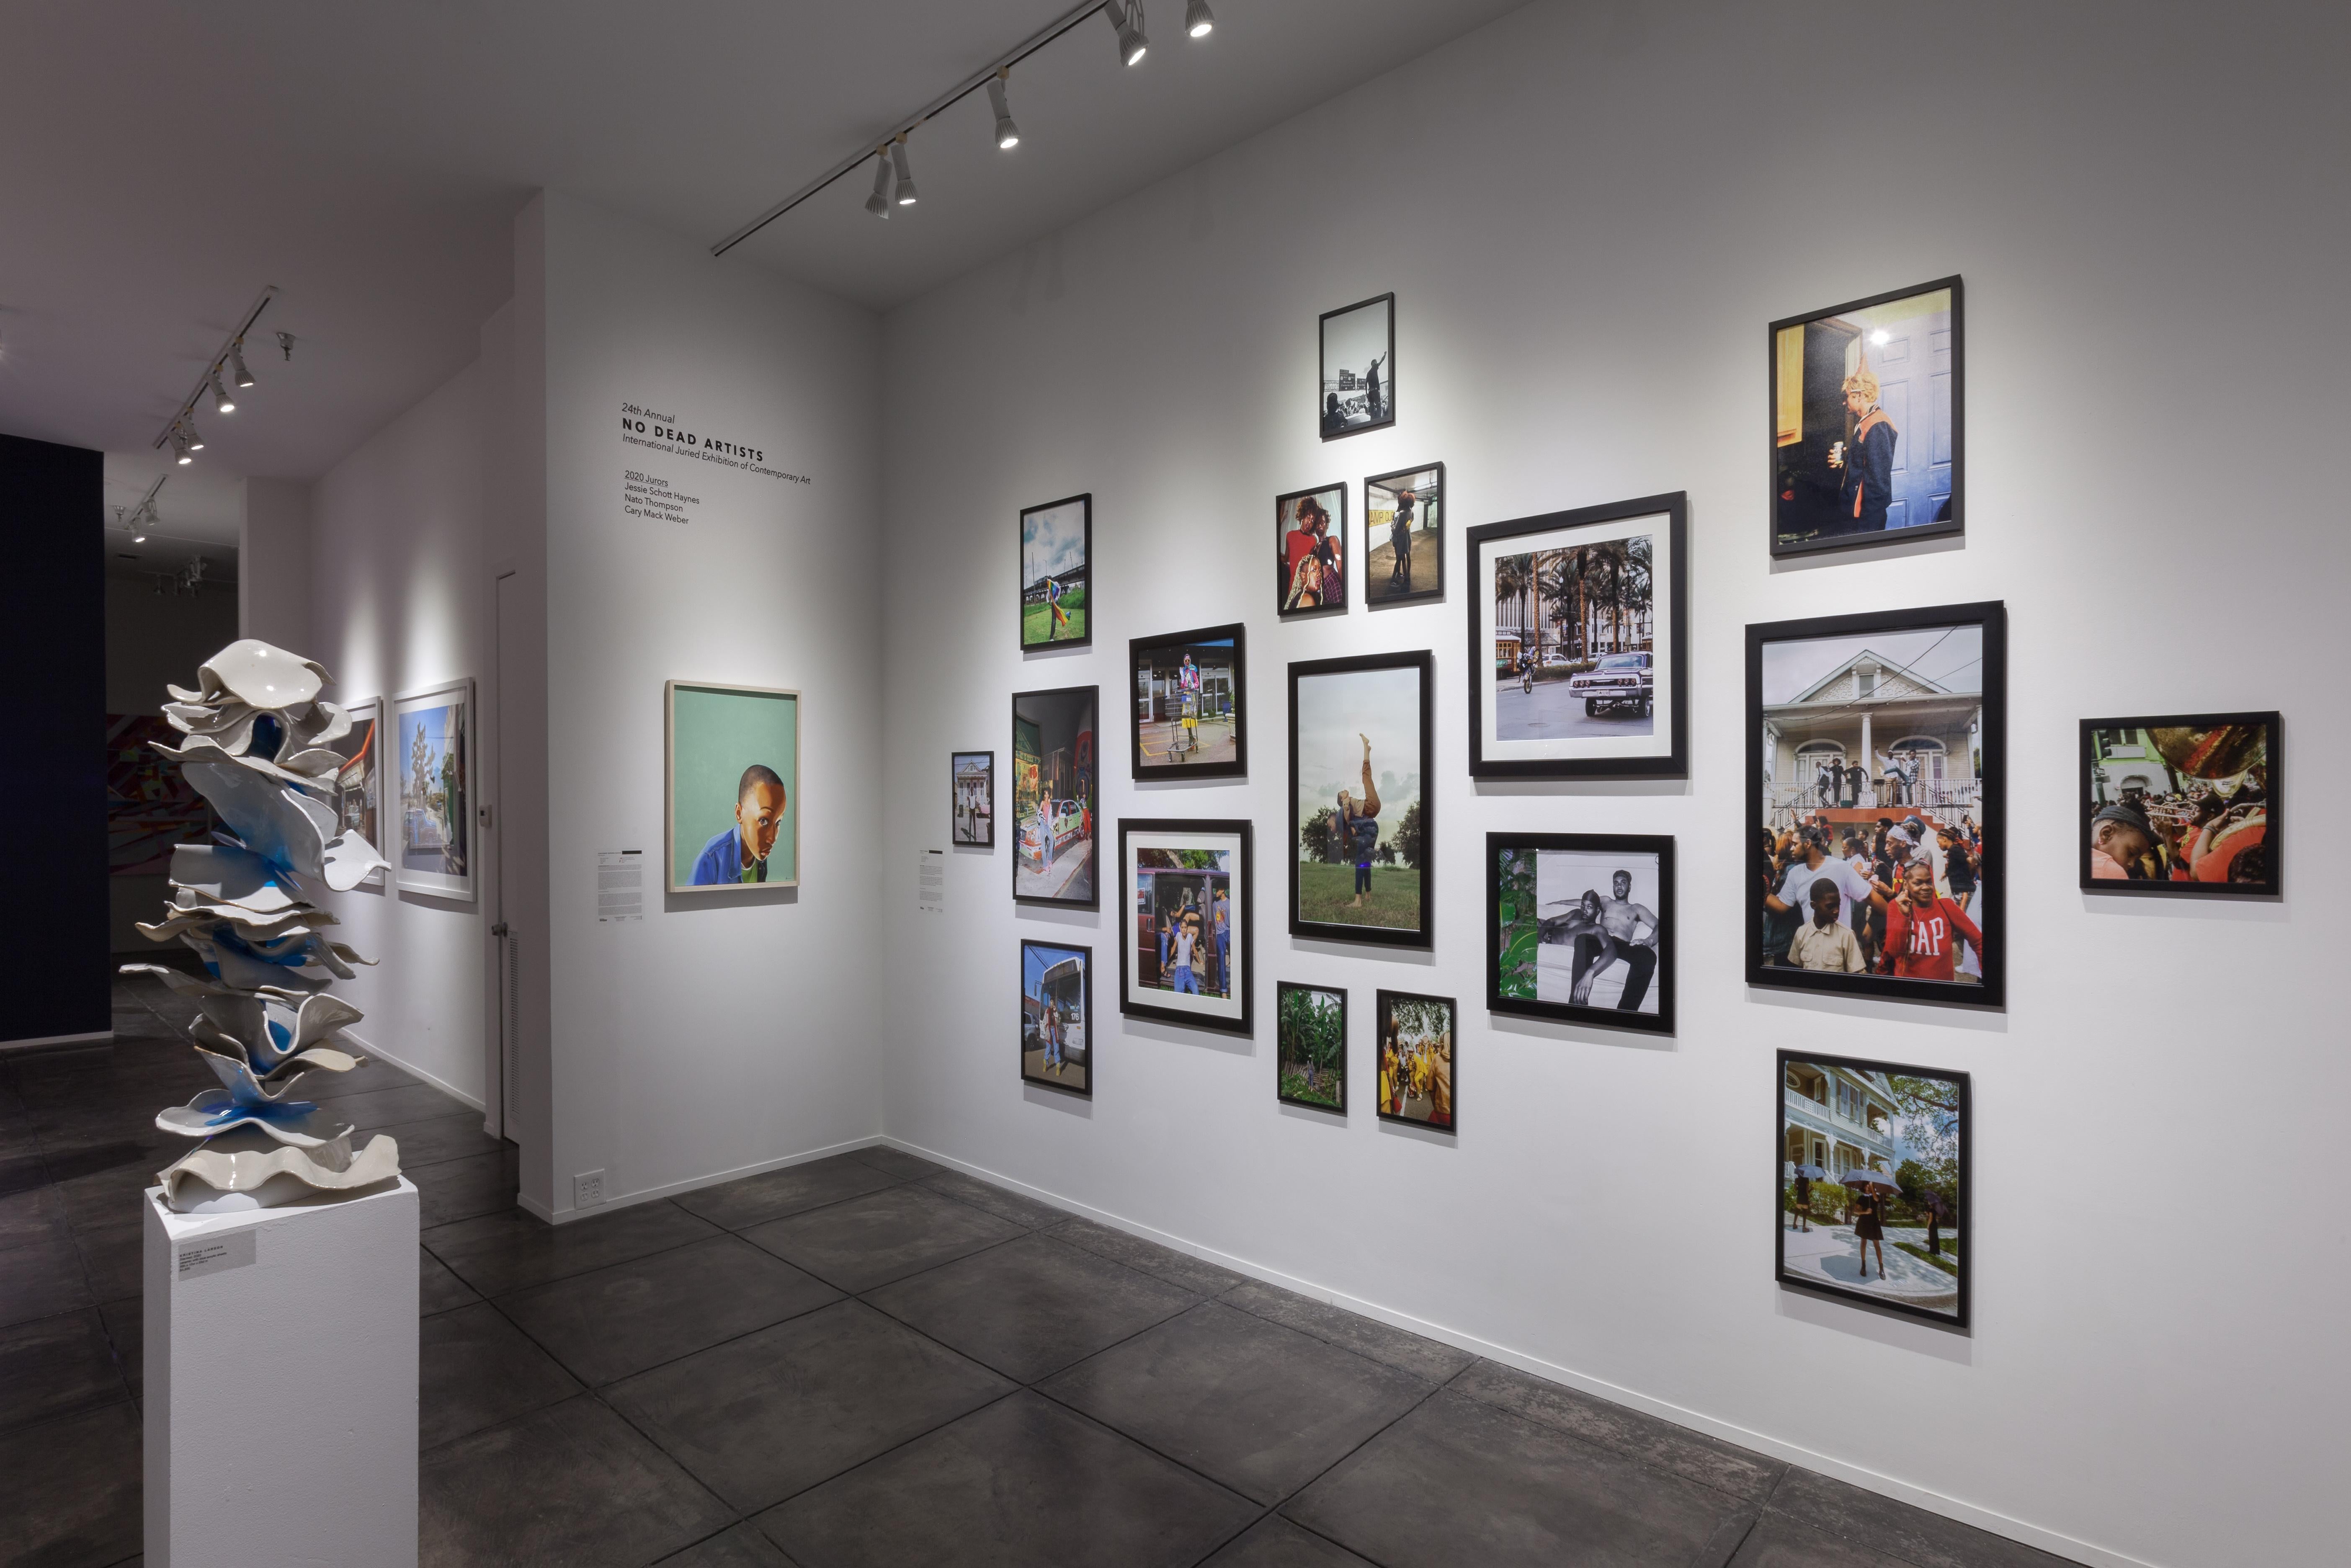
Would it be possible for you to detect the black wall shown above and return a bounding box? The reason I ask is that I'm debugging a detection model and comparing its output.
[2,433,107,1043]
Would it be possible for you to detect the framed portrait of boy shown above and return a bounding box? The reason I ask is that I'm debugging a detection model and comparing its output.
[666,680,800,895]
[1288,650,1433,948]
[1770,277,1963,559]
[394,676,478,901]
[1020,493,1090,651]
[1276,484,1348,618]
[1488,833,1675,1035]
[1776,1050,1969,1328]
[1012,685,1099,908]
[1365,462,1443,607]
[1746,601,2005,1008]
[2079,712,2279,895]
[1320,293,1395,440]
[1116,819,1252,1036]
[1373,990,1453,1132]
[330,695,385,890]
[1022,939,1091,1097]
[1276,982,1346,1113]
[951,750,995,848]
[1128,624,1246,781]
[1467,492,1686,780]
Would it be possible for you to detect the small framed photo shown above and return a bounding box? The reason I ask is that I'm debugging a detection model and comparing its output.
[1748,601,2005,1008]
[1129,624,1246,780]
[330,696,385,889]
[1289,650,1433,948]
[394,676,478,901]
[1022,940,1091,1097]
[1771,277,1962,558]
[1777,1051,1969,1328]
[1117,819,1251,1036]
[951,751,995,848]
[667,681,801,894]
[1468,493,1686,780]
[1276,982,1346,1113]
[1489,833,1674,1035]
[1020,493,1091,650]
[2080,712,2279,895]
[1276,484,1349,617]
[1374,990,1453,1132]
[1366,462,1443,607]
[1320,292,1395,440]
[1012,685,1099,908]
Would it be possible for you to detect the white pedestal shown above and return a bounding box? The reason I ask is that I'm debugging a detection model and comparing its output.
[144,1178,420,1568]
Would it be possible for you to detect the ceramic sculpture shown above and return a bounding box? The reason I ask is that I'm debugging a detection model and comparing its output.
[124,639,402,1213]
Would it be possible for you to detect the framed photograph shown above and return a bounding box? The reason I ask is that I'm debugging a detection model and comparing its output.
[1748,601,2005,1008]
[1489,833,1674,1035]
[1129,624,1246,780]
[1022,940,1091,1096]
[2080,712,2279,895]
[1020,493,1090,650]
[1276,484,1348,617]
[330,695,384,888]
[1771,277,1962,558]
[1777,1051,1969,1328]
[1117,819,1252,1035]
[1012,685,1099,908]
[1374,990,1453,1131]
[1366,462,1443,607]
[666,681,801,894]
[952,750,995,848]
[1276,982,1346,1113]
[393,677,476,901]
[1289,651,1433,948]
[1468,492,1686,780]
[1320,292,1395,440]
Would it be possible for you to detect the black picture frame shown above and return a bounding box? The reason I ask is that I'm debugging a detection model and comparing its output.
[1021,939,1093,1098]
[1775,1049,1970,1330]
[1364,461,1444,608]
[1276,483,1350,619]
[1373,989,1454,1133]
[1287,650,1435,949]
[1011,684,1100,910]
[1127,623,1248,781]
[1769,276,1964,560]
[2078,711,2280,897]
[1019,492,1092,651]
[1466,492,1688,780]
[1746,600,2006,1009]
[1319,292,1395,441]
[1115,818,1253,1036]
[1275,981,1347,1114]
[951,750,995,848]
[1487,832,1676,1036]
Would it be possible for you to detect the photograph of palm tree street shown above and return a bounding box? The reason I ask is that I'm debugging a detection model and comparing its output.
[1491,532,1655,741]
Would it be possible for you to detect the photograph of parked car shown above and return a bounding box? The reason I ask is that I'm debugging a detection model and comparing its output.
[1013,686,1098,908]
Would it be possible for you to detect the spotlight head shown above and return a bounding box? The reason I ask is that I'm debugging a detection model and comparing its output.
[890,136,918,205]
[182,420,205,452]
[229,340,255,388]
[864,150,894,218]
[171,430,193,464]
[986,74,1021,150]
[1186,0,1214,37]
[1107,0,1148,64]
[211,370,236,414]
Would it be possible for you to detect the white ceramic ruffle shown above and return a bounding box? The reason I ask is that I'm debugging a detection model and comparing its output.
[180,761,387,891]
[119,965,360,1073]
[158,1127,402,1213]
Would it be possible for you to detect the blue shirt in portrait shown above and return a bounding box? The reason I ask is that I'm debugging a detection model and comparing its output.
[691,826,761,885]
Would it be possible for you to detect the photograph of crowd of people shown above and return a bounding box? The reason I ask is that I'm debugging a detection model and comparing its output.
[1469,496,1684,779]
[1276,982,1345,1112]
[2080,712,2277,896]
[1319,292,1394,439]
[331,696,382,885]
[1119,821,1250,1035]
[1289,652,1431,946]
[1771,278,1961,557]
[1777,1053,1968,1326]
[951,750,993,847]
[1129,624,1245,779]
[1019,493,1090,649]
[398,678,476,899]
[1013,686,1096,906]
[1365,463,1442,606]
[1376,990,1453,1131]
[1490,835,1673,1034]
[667,681,798,895]
[1277,485,1348,616]
[1022,939,1090,1096]
[1750,606,2003,1003]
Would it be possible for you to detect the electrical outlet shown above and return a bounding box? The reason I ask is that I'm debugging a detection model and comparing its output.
[574,1170,606,1207]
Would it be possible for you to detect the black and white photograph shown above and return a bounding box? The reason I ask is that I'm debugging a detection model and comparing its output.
[1490,833,1674,1035]
[1320,292,1394,440]
[2080,712,2279,895]
[1129,624,1245,780]
[1366,462,1443,606]
[1118,819,1252,1036]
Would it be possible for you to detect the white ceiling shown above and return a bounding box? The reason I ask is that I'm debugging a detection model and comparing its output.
[0,1,1525,483]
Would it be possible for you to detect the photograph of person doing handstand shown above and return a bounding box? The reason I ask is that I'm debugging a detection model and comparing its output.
[1292,653,1428,939]
[1335,733,1382,907]
[691,764,789,885]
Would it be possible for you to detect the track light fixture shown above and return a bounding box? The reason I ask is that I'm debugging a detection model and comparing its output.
[210,370,236,414]
[182,419,205,453]
[153,286,277,462]
[1186,0,1214,37]
[864,150,895,217]
[1106,0,1148,65]
[890,134,918,205]
[229,340,255,389]
[987,70,1021,150]
[172,428,193,464]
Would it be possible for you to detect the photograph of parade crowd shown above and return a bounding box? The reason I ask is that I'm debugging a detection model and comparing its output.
[1490,836,1673,1033]
[2080,712,2278,896]
[1129,625,1244,778]
[1375,990,1454,1131]
[1277,485,1348,616]
[1320,292,1394,439]
[1021,940,1090,1096]
[1120,822,1250,1035]
[1778,1053,1968,1325]
[1290,652,1431,944]
[1365,463,1442,605]
[1276,982,1345,1112]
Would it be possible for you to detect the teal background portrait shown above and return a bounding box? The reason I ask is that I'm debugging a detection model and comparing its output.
[668,682,801,891]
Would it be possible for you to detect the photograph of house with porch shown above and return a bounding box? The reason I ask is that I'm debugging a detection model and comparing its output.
[1759,624,1982,834]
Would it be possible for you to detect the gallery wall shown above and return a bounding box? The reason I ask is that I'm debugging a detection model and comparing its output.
[874,4,2350,1567]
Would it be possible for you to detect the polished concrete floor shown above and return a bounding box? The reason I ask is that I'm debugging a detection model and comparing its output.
[2,975,2082,1568]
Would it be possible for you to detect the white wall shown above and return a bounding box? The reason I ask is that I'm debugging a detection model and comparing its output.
[240,477,312,653]
[876,5,2350,1568]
